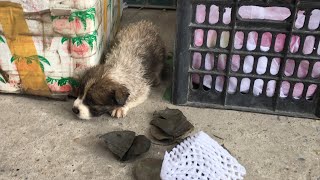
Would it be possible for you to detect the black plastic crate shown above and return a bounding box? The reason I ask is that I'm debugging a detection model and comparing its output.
[173,0,320,119]
[124,0,176,9]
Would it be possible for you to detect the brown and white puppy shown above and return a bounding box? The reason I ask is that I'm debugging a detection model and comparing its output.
[72,20,166,119]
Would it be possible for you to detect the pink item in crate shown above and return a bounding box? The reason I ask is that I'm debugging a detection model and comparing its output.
[290,35,300,53]
[194,29,204,47]
[312,62,320,78]
[196,5,206,24]
[223,8,232,24]
[246,31,258,51]
[234,32,244,50]
[208,5,219,24]
[192,52,201,70]
[308,9,320,30]
[261,32,272,51]
[192,4,320,100]
[274,34,286,52]
[231,55,240,72]
[217,54,227,71]
[297,60,309,78]
[238,6,291,21]
[207,30,217,47]
[295,11,306,29]
[205,53,214,70]
[303,36,316,55]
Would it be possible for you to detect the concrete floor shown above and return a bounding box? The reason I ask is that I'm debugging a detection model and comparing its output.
[1,8,320,180]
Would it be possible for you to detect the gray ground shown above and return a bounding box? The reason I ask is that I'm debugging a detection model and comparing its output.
[0,9,320,180]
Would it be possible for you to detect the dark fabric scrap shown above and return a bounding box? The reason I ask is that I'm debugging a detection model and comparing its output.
[100,131,151,161]
[150,108,194,141]
[134,158,162,180]
[123,135,151,161]
[100,131,136,160]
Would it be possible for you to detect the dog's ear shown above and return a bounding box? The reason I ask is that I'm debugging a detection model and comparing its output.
[114,85,130,106]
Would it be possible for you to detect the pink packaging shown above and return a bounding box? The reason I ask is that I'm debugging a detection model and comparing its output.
[0,0,123,98]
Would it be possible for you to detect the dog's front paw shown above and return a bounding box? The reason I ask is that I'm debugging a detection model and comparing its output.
[111,107,128,118]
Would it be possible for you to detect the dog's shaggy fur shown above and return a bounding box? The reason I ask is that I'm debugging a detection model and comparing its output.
[72,20,166,119]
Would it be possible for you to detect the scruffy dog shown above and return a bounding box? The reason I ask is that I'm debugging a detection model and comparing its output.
[72,20,166,119]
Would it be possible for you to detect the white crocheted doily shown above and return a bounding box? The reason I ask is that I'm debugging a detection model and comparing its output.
[160,131,246,180]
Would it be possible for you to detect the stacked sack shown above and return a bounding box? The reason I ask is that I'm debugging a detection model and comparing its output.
[0,0,123,98]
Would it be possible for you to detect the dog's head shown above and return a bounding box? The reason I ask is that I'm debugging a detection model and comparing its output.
[72,65,130,119]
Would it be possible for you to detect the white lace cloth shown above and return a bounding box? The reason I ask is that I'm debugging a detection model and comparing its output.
[160,131,246,180]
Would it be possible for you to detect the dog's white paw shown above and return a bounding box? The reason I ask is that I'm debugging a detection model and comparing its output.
[111,107,128,118]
